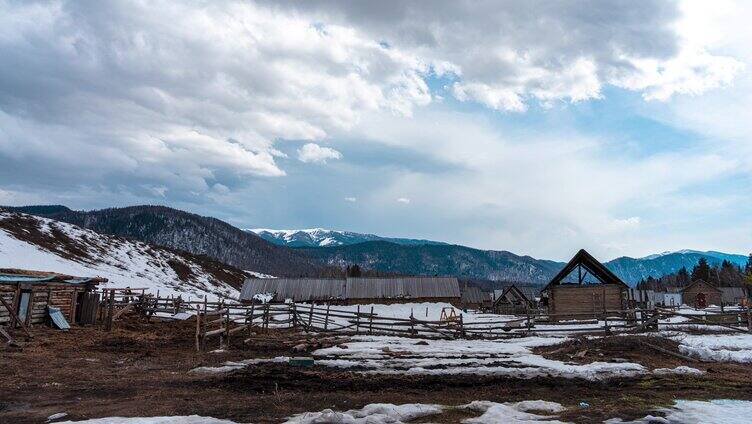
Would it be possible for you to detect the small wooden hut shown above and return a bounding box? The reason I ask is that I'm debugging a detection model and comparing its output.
[0,269,106,330]
[493,284,537,314]
[460,286,488,309]
[542,249,628,320]
[681,280,722,309]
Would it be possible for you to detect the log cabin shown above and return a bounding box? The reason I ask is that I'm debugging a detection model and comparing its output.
[0,268,106,329]
[541,249,628,320]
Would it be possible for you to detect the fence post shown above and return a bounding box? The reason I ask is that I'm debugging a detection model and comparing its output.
[355,305,361,334]
[459,313,465,338]
[324,303,330,332]
[105,290,115,332]
[224,308,231,350]
[291,303,297,329]
[410,310,415,336]
[308,302,314,331]
[195,306,201,352]
[369,306,374,335]
[201,299,208,351]
[264,303,269,332]
[747,304,751,333]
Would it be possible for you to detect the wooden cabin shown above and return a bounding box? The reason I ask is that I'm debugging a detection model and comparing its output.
[681,280,722,309]
[0,269,106,329]
[460,286,488,310]
[542,249,628,320]
[493,284,537,314]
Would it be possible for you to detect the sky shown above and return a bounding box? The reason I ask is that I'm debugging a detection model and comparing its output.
[0,0,750,261]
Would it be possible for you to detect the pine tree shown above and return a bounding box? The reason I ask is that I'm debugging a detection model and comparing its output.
[677,266,690,286]
[691,257,711,283]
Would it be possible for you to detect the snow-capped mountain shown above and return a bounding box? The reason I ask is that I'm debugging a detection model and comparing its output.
[0,211,248,300]
[248,228,447,248]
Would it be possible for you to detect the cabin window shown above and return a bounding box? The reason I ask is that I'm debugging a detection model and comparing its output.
[16,290,32,324]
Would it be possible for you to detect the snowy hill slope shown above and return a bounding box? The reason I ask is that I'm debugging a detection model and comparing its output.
[249,228,446,247]
[0,211,246,300]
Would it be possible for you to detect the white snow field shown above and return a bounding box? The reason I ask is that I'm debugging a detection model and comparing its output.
[608,399,752,424]
[667,332,752,363]
[284,400,568,424]
[0,211,241,300]
[311,335,646,380]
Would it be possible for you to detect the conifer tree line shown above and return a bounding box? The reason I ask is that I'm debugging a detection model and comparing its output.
[636,254,752,291]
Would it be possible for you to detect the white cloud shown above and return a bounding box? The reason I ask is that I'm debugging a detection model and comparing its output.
[0,1,427,198]
[396,197,411,204]
[280,0,741,111]
[297,143,343,164]
[344,197,357,202]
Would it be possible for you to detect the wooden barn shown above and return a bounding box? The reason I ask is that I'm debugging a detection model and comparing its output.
[240,278,347,304]
[0,269,106,331]
[460,286,488,309]
[240,276,461,305]
[492,284,537,314]
[542,249,628,320]
[345,277,460,305]
[681,280,722,309]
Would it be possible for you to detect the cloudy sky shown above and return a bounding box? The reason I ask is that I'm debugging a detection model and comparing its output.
[1,0,750,260]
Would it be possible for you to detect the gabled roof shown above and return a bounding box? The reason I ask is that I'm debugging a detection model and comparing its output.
[493,284,535,306]
[680,279,722,293]
[542,249,627,292]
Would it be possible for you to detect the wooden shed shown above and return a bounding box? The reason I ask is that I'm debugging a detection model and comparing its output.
[542,249,628,320]
[681,280,722,309]
[240,278,347,304]
[345,277,461,305]
[0,269,106,330]
[460,286,488,309]
[493,284,537,314]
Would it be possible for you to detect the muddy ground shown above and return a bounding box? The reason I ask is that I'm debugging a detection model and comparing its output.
[2,316,752,423]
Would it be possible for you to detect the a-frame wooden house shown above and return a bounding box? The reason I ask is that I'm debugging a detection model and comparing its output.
[542,249,628,320]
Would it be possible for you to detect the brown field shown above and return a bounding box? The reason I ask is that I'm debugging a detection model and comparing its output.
[2,316,752,423]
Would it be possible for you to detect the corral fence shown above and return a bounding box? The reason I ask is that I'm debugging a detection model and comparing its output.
[64,289,751,352]
[127,294,752,351]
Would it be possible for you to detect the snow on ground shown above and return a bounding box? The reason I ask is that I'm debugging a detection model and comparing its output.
[609,399,752,424]
[284,403,444,424]
[312,335,646,380]
[664,332,752,363]
[0,212,241,301]
[285,400,567,424]
[652,366,703,376]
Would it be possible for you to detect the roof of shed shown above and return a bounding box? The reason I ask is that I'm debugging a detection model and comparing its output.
[240,278,346,302]
[345,277,460,300]
[681,279,722,293]
[543,249,627,291]
[0,268,107,285]
[460,286,487,304]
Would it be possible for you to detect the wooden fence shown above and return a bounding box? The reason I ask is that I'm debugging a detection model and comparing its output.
[129,295,752,351]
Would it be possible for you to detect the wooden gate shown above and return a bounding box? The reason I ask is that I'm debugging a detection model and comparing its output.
[77,292,100,325]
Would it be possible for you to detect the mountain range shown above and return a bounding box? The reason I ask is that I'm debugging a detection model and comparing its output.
[249,228,447,248]
[4,205,748,286]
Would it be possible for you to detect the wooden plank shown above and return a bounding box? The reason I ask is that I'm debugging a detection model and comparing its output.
[0,296,31,338]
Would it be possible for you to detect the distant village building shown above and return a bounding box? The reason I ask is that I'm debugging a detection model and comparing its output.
[492,284,537,314]
[719,287,748,306]
[541,249,628,320]
[240,276,461,305]
[681,280,722,309]
[459,286,487,309]
[0,268,106,328]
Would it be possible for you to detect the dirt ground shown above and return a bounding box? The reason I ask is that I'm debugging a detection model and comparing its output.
[2,316,752,423]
